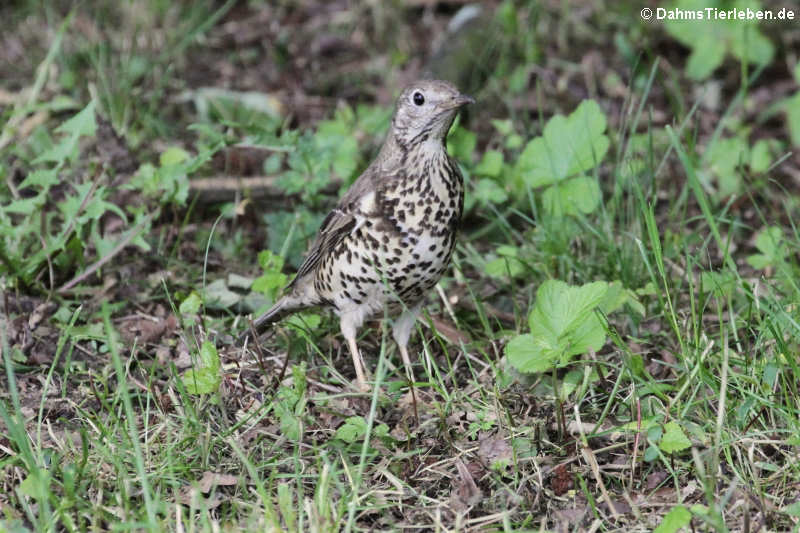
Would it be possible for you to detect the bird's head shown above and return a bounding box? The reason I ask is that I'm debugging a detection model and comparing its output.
[390,80,474,150]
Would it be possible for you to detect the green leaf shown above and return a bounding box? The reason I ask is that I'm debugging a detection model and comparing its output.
[199,340,220,372]
[182,367,221,395]
[18,169,59,190]
[541,176,601,217]
[787,92,800,147]
[507,280,610,373]
[516,99,609,188]
[747,226,785,269]
[704,135,748,196]
[159,146,190,166]
[664,0,774,81]
[203,278,241,310]
[750,139,775,173]
[472,178,508,207]
[491,118,514,136]
[55,100,97,138]
[659,421,692,454]
[783,500,800,517]
[182,341,222,395]
[506,333,557,373]
[179,292,202,315]
[335,416,368,443]
[474,150,504,177]
[653,505,692,533]
[447,126,477,163]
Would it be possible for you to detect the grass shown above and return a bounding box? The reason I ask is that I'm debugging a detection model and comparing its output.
[2,0,800,531]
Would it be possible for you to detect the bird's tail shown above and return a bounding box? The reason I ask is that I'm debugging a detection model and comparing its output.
[238,297,300,344]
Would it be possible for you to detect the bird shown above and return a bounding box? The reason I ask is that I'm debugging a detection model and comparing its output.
[239,79,473,400]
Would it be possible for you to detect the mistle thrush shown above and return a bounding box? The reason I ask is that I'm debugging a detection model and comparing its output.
[240,80,473,397]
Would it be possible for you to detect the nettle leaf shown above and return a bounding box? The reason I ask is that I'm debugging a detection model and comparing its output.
[507,280,610,373]
[747,226,786,269]
[541,176,601,217]
[516,100,609,188]
[659,421,692,454]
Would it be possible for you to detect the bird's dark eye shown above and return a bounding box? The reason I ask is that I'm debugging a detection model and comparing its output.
[413,92,425,106]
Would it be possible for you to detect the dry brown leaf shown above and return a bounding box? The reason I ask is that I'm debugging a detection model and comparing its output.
[197,471,239,493]
[450,458,482,513]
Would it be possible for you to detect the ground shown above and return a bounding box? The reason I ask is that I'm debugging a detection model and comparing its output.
[2,0,800,531]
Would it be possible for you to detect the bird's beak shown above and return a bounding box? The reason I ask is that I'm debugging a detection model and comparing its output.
[442,93,475,110]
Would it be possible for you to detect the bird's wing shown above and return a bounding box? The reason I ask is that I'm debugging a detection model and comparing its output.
[287,206,357,287]
[286,162,397,289]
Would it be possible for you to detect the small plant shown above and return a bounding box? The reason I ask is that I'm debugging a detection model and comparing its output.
[514,100,608,217]
[181,340,222,396]
[663,0,774,81]
[505,280,635,374]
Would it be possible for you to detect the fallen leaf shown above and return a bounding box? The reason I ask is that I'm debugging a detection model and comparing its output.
[197,471,239,493]
[551,463,573,496]
[450,458,482,513]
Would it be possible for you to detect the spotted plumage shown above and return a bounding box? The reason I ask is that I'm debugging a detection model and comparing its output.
[240,80,473,397]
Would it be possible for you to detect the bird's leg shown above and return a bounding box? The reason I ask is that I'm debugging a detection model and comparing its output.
[393,304,421,419]
[340,315,369,393]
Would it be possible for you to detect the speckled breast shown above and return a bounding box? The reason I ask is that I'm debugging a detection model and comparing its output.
[316,152,463,314]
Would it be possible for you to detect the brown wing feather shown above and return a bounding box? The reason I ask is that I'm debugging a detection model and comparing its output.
[286,153,399,290]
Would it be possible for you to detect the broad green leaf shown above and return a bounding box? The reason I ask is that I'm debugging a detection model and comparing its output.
[159,146,190,166]
[529,280,608,338]
[474,150,504,177]
[750,139,776,173]
[506,333,560,373]
[747,226,785,269]
[491,118,514,136]
[704,135,748,196]
[203,278,241,310]
[516,99,609,188]
[199,340,220,372]
[659,421,691,454]
[335,416,368,443]
[472,178,508,207]
[653,505,692,533]
[18,169,58,190]
[665,0,774,81]
[179,292,202,315]
[447,126,477,163]
[540,176,601,217]
[182,367,221,395]
[507,281,610,373]
[485,246,524,279]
